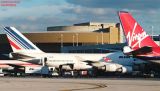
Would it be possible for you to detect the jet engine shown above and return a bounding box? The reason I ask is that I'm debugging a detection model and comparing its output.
[121,66,133,73]
[102,64,121,72]
[60,62,92,71]
[101,64,133,73]
[61,65,73,70]
[73,62,92,70]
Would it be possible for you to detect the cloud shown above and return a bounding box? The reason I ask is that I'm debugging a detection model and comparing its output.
[0,3,73,33]
[0,0,160,35]
[64,0,160,34]
[62,4,118,21]
[66,0,160,10]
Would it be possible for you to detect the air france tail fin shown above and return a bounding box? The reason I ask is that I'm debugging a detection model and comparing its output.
[4,27,43,53]
[118,11,159,51]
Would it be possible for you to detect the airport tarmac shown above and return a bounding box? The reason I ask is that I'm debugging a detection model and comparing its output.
[0,77,160,91]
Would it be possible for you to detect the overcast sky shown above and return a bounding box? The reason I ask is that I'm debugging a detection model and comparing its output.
[0,0,160,35]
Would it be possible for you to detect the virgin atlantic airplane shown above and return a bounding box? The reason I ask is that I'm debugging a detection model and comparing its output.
[119,11,160,64]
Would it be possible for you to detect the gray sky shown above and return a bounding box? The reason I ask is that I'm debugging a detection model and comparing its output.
[0,0,160,35]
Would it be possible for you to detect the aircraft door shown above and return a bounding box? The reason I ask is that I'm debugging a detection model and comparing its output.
[42,57,47,66]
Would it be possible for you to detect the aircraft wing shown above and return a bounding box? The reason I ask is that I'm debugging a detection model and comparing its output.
[11,53,35,59]
[0,60,41,68]
[74,56,112,67]
[74,56,98,64]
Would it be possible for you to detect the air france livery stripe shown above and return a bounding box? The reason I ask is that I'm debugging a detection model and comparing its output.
[4,27,35,49]
[5,29,28,49]
[8,38,21,50]
[4,27,30,49]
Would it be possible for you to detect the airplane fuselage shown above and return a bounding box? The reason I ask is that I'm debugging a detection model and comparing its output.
[15,52,146,69]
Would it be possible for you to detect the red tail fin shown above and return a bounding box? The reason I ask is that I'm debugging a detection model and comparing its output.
[118,11,159,50]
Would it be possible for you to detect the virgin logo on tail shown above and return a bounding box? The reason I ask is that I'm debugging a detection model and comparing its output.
[126,22,148,48]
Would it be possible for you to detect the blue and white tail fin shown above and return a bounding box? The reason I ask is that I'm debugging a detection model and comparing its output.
[4,27,43,53]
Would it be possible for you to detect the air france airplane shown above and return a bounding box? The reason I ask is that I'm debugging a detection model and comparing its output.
[3,26,145,74]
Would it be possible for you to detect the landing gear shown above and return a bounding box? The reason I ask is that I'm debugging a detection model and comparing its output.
[57,65,98,78]
[57,69,97,78]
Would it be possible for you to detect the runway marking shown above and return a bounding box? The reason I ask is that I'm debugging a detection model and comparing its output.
[60,82,107,91]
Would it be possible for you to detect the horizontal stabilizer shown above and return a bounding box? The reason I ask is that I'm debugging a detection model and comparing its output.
[124,46,152,56]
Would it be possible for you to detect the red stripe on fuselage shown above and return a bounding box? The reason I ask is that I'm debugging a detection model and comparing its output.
[8,38,21,50]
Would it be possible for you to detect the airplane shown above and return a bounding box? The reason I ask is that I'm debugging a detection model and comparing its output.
[118,11,160,65]
[3,27,147,76]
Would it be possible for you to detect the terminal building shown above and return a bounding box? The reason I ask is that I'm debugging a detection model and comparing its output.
[0,22,123,54]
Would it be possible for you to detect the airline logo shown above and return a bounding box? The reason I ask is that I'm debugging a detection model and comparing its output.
[4,27,35,50]
[126,22,149,48]
[103,57,111,62]
[119,11,159,50]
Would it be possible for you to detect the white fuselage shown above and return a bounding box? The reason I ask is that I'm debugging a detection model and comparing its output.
[17,51,146,69]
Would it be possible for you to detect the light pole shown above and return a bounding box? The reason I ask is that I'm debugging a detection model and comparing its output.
[76,33,79,46]
[61,34,63,48]
[101,31,104,45]
[96,36,99,45]
[73,35,75,46]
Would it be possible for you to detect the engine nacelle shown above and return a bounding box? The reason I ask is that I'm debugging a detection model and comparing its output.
[60,62,92,71]
[121,66,133,73]
[61,65,72,70]
[103,64,122,72]
[102,64,133,73]
[73,62,92,70]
